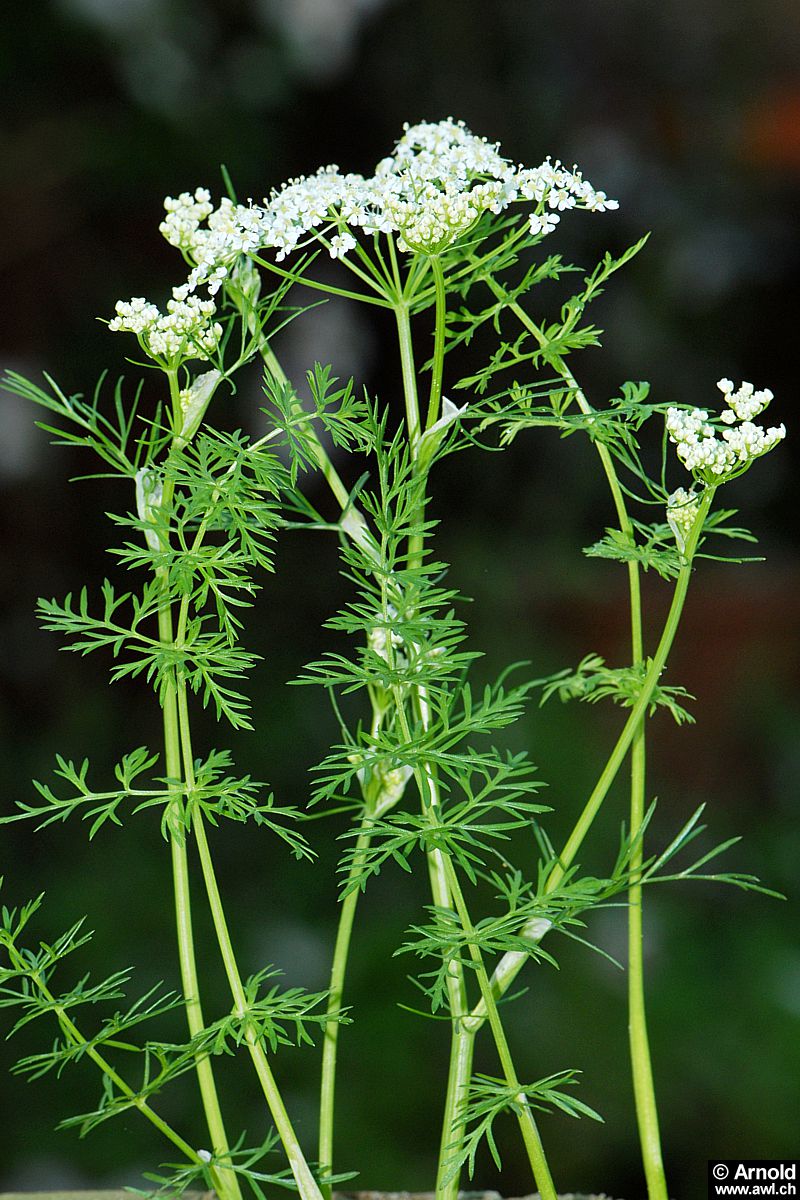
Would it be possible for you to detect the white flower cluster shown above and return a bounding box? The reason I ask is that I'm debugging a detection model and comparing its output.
[162,191,268,297]
[108,293,223,362]
[716,377,775,423]
[666,379,785,480]
[666,486,700,551]
[158,118,619,292]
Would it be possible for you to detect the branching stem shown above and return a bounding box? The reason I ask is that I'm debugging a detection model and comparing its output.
[498,298,668,1199]
[4,942,212,1182]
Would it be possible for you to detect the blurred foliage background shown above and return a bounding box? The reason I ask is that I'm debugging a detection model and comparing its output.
[1,3,799,1199]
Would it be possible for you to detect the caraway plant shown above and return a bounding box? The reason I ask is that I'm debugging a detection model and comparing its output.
[1,119,787,1200]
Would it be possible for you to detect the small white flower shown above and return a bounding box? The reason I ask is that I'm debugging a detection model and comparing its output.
[528,211,561,237]
[329,230,357,258]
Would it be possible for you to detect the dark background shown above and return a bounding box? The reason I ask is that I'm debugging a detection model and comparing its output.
[1,3,799,1199]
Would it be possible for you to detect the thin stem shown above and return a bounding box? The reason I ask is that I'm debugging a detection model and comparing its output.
[442,859,558,1200]
[390,678,475,1200]
[261,345,352,512]
[392,300,482,1200]
[547,494,712,891]
[314,231,398,300]
[628,725,668,1200]
[317,824,371,1200]
[5,944,213,1180]
[425,256,447,432]
[552,362,667,1200]
[410,220,530,309]
[175,685,323,1200]
[387,232,409,300]
[251,253,392,309]
[467,488,715,1029]
[156,544,242,1200]
[395,303,422,453]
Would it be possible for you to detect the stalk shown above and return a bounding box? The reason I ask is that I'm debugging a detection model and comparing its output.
[442,859,558,1200]
[5,944,219,1185]
[496,300,670,1200]
[317,824,372,1199]
[467,486,715,1029]
[175,684,324,1200]
[233,304,373,1194]
[393,291,493,1200]
[260,345,353,513]
[540,357,665,1197]
[425,256,447,431]
[155,377,243,1200]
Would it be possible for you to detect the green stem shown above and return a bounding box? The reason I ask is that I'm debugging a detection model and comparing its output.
[629,726,668,1200]
[468,488,715,1027]
[251,252,392,309]
[493,296,671,1199]
[175,685,323,1200]
[442,860,558,1200]
[554,362,667,1200]
[395,303,422,453]
[392,296,483,1200]
[261,345,352,512]
[425,256,447,431]
[157,592,242,1200]
[391,677,475,1200]
[6,945,211,1178]
[316,231,399,300]
[547,492,712,890]
[317,825,372,1200]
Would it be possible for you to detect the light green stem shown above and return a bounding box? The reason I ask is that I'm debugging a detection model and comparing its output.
[628,726,668,1200]
[425,256,447,431]
[261,346,353,512]
[224,307,371,1192]
[540,356,664,1195]
[499,308,669,1200]
[393,294,492,1200]
[175,685,323,1200]
[395,303,422,453]
[5,944,211,1179]
[467,488,715,1030]
[317,825,372,1200]
[442,859,558,1200]
[546,494,711,893]
[251,252,392,309]
[156,503,242,1200]
[226,282,358,521]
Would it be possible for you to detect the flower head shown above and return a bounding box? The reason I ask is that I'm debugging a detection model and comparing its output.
[666,379,785,483]
[160,119,618,292]
[108,292,223,364]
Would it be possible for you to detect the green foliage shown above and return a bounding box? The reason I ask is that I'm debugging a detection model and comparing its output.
[2,369,163,478]
[176,968,337,1057]
[0,146,784,1200]
[537,652,696,725]
[447,1071,602,1182]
